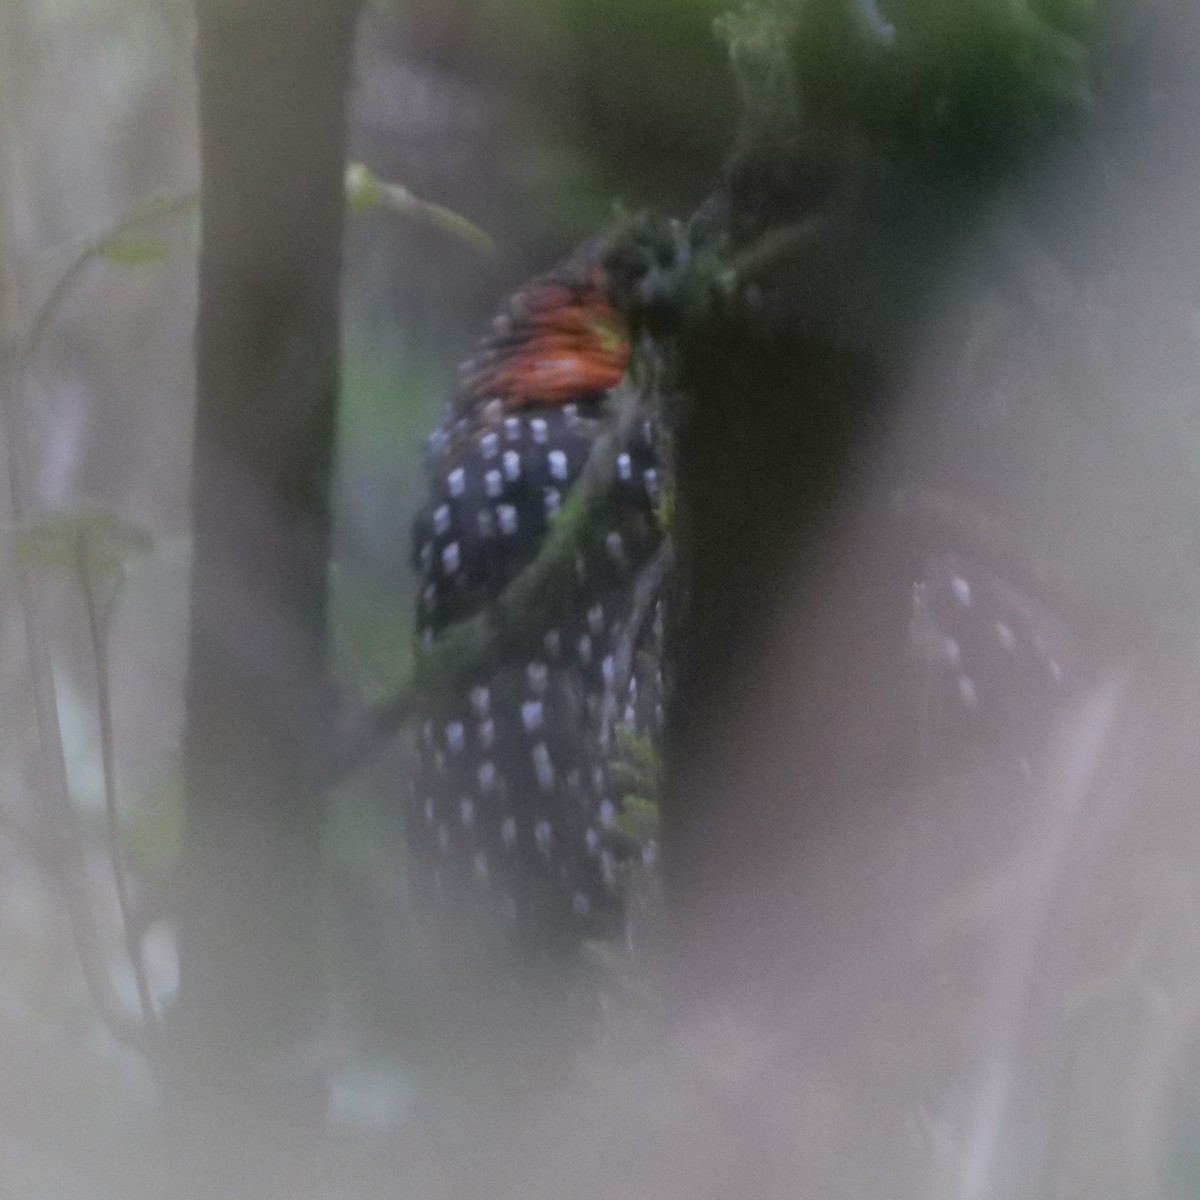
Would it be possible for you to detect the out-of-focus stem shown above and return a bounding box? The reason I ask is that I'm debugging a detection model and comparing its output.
[0,2,141,1049]
[76,535,157,1030]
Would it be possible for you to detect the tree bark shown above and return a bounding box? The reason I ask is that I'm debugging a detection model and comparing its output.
[167,1,361,1194]
[662,155,941,986]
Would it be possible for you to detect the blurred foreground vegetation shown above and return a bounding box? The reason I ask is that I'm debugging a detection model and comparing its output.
[8,0,1200,1198]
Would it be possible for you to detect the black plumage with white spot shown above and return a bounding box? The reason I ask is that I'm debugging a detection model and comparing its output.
[909,552,1083,770]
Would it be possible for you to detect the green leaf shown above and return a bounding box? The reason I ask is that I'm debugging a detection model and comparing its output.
[95,192,199,266]
[344,161,384,212]
[15,507,154,576]
[96,230,172,265]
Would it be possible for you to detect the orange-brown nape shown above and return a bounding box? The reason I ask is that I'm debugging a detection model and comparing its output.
[454,263,631,411]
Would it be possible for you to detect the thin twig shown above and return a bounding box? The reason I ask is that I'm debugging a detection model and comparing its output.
[602,540,672,750]
[728,214,827,283]
[25,247,93,371]
[75,535,157,1030]
[26,193,197,370]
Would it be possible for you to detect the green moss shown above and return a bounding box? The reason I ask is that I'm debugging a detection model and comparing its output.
[727,0,1109,182]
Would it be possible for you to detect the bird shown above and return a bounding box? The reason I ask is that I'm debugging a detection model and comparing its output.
[406,236,1085,972]
[408,245,665,968]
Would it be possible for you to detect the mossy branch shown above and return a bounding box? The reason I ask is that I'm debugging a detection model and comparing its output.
[330,387,655,783]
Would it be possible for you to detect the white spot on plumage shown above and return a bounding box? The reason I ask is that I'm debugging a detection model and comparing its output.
[485,469,503,498]
[423,797,434,827]
[587,604,604,636]
[418,541,433,571]
[605,531,625,567]
[445,722,465,754]
[478,719,496,750]
[502,450,521,482]
[504,416,521,441]
[996,621,1016,652]
[447,467,465,498]
[477,761,497,792]
[584,828,600,855]
[441,541,461,575]
[578,634,593,665]
[532,743,555,792]
[563,403,579,420]
[600,850,617,887]
[544,488,562,517]
[470,686,490,719]
[941,637,961,667]
[952,575,971,606]
[501,816,517,849]
[543,629,562,658]
[527,662,548,695]
[1049,659,1064,685]
[599,799,616,828]
[602,655,615,684]
[421,626,434,647]
[534,820,553,852]
[548,450,569,481]
[643,467,659,497]
[433,505,451,536]
[480,432,499,459]
[459,797,475,829]
[531,418,548,444]
[642,843,657,869]
[497,504,519,535]
[958,675,979,709]
[616,452,632,481]
[521,700,544,733]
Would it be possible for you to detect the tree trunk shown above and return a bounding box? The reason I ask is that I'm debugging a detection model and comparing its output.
[662,156,941,986]
[167,1,361,1194]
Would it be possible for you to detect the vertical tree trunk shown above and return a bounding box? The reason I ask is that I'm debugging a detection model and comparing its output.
[168,1,361,1194]
[661,161,946,988]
